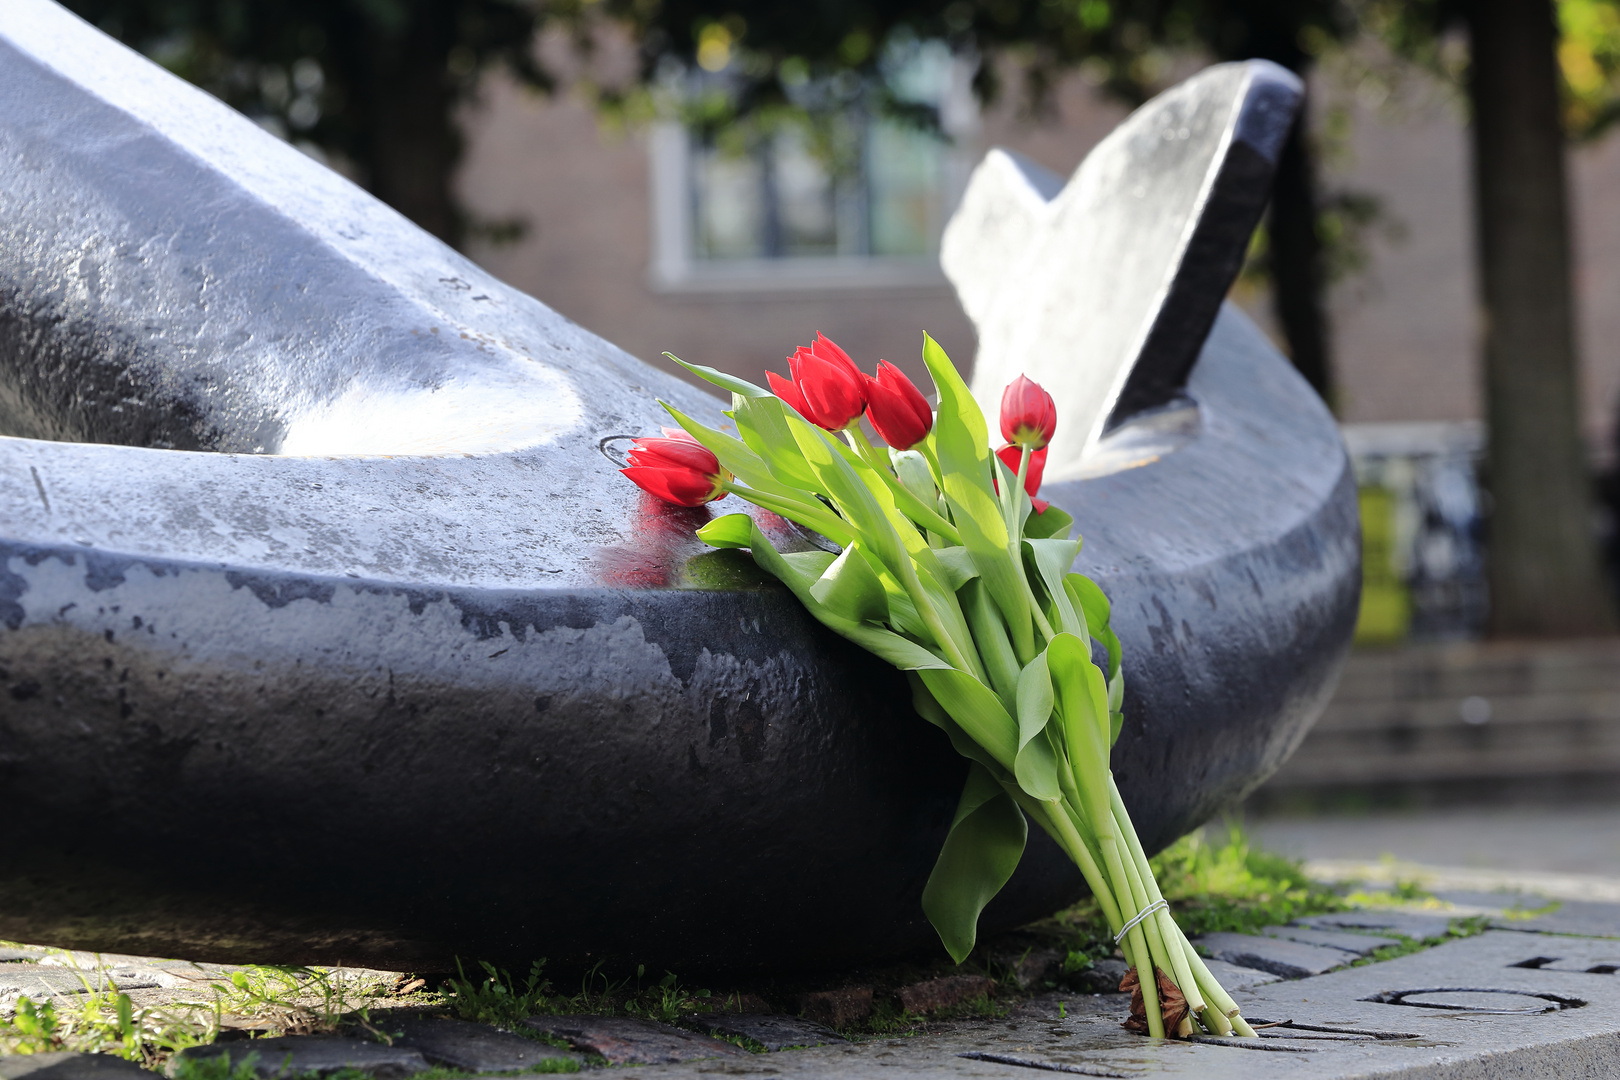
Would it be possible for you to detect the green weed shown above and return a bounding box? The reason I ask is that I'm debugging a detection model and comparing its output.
[1149,822,1347,935]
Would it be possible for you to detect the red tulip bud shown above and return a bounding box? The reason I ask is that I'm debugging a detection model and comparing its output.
[769,332,867,431]
[996,444,1050,514]
[1000,375,1057,450]
[622,434,730,507]
[862,361,933,449]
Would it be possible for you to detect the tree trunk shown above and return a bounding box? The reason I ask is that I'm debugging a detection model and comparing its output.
[1268,107,1334,405]
[353,8,463,246]
[1469,0,1614,636]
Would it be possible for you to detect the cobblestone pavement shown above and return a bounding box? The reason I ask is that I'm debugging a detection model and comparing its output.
[8,884,1620,1078]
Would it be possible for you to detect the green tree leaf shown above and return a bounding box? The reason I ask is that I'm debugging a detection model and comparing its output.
[922,763,1028,964]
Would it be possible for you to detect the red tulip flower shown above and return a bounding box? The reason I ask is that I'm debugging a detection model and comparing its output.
[862,361,934,449]
[1000,375,1057,450]
[768,333,867,431]
[622,434,730,507]
[997,443,1050,514]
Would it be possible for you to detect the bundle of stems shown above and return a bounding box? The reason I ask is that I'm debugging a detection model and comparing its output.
[629,334,1252,1038]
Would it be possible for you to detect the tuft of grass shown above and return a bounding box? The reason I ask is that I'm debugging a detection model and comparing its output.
[1149,822,1347,935]
[0,965,219,1065]
[1348,914,1491,967]
[442,960,556,1027]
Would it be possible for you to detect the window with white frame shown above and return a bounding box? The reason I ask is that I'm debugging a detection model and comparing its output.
[648,42,976,291]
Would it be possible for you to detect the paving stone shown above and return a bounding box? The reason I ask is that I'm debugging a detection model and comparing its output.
[1260,924,1402,955]
[1194,932,1352,979]
[0,1054,150,1080]
[1068,957,1129,994]
[687,1012,846,1051]
[1292,910,1458,940]
[1491,898,1620,938]
[0,948,47,963]
[174,1036,429,1078]
[1198,958,1283,993]
[383,1015,578,1072]
[0,964,161,998]
[522,1014,748,1065]
[796,987,874,1027]
[896,975,995,1014]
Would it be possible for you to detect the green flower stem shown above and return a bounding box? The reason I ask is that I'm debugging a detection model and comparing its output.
[845,429,962,545]
[1108,778,1207,1016]
[1001,445,1057,645]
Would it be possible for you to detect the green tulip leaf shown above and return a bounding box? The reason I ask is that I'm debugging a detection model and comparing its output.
[916,667,1019,771]
[960,579,1020,710]
[1024,537,1085,637]
[1015,651,1055,748]
[729,392,821,491]
[810,543,890,624]
[891,449,937,505]
[696,513,755,549]
[1024,504,1074,540]
[1045,631,1112,797]
[921,762,1028,964]
[665,353,771,398]
[745,518,947,671]
[1064,573,1124,717]
[932,546,980,592]
[1014,726,1063,803]
[922,334,1034,659]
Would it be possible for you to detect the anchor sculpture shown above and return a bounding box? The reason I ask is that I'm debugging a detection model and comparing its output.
[0,0,1357,973]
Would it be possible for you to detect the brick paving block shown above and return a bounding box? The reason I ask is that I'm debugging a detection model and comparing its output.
[896,974,994,1014]
[688,1011,846,1051]
[173,1036,428,1078]
[797,987,874,1027]
[1194,933,1352,979]
[0,1054,150,1080]
[522,1014,748,1065]
[1292,910,1457,940]
[1261,924,1403,955]
[384,1016,578,1072]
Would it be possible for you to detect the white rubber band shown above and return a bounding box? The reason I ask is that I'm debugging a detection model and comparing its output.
[1114,899,1168,943]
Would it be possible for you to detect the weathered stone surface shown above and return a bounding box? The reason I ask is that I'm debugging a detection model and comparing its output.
[1199,958,1283,993]
[797,987,875,1028]
[1261,924,1402,955]
[522,1014,747,1065]
[383,1015,578,1072]
[1293,910,1457,940]
[0,964,161,998]
[1490,899,1620,938]
[687,1012,846,1051]
[633,931,1620,1078]
[175,1037,428,1078]
[1194,933,1352,979]
[896,975,995,1014]
[1069,957,1130,994]
[0,948,46,962]
[0,1054,149,1080]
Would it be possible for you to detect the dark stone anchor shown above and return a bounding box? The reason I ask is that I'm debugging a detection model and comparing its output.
[0,0,1356,974]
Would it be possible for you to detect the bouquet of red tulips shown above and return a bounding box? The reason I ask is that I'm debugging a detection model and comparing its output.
[621,333,1255,1039]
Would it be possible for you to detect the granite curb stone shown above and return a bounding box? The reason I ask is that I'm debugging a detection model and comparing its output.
[521,1014,748,1065]
[174,1036,429,1078]
[1193,932,1354,979]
